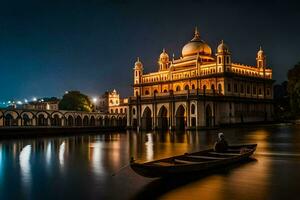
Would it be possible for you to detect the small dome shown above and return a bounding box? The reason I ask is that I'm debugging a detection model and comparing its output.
[160,48,169,60]
[159,48,169,64]
[134,57,143,68]
[182,28,212,57]
[217,40,229,53]
[257,46,264,56]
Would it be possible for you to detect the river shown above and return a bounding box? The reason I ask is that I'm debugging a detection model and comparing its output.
[0,124,300,200]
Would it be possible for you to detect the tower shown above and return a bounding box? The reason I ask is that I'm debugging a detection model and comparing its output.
[216,40,231,72]
[133,57,143,96]
[256,46,266,68]
[158,48,170,71]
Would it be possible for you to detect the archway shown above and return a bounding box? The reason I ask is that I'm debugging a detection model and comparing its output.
[176,105,186,130]
[104,117,109,126]
[67,116,74,126]
[83,116,89,126]
[158,106,168,130]
[4,114,15,126]
[22,114,31,126]
[205,105,213,127]
[90,116,96,126]
[141,107,152,130]
[75,116,82,126]
[51,114,61,126]
[38,114,48,126]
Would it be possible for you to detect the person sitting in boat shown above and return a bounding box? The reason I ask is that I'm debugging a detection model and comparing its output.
[214,132,228,152]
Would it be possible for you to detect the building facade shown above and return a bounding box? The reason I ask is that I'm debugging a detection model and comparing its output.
[128,28,274,130]
[98,89,128,114]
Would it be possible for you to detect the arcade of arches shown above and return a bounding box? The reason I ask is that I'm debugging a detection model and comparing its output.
[0,109,127,128]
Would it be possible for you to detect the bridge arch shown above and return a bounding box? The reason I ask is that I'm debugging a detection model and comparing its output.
[157,105,168,130]
[141,106,152,130]
[175,104,186,130]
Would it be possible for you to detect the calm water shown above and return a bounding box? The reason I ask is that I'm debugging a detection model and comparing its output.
[1,124,300,200]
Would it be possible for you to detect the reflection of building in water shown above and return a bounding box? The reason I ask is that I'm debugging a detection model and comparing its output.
[128,28,274,130]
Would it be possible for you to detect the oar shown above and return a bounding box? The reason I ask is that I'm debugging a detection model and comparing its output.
[111,157,135,176]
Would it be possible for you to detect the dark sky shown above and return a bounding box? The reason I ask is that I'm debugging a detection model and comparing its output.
[0,0,300,101]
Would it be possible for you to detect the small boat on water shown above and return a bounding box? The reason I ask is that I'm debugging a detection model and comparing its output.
[130,144,257,178]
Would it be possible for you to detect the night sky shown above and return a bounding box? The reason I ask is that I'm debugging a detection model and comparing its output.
[0,0,300,102]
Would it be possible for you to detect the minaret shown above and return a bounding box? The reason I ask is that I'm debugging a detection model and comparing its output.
[133,57,143,96]
[256,46,266,68]
[216,40,231,72]
[158,48,170,71]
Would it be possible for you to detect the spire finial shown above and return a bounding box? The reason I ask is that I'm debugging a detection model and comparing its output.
[221,39,224,44]
[259,46,262,51]
[163,48,165,53]
[137,57,140,62]
[194,26,200,38]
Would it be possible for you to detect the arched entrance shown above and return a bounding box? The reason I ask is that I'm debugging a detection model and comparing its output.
[176,105,186,130]
[22,114,31,126]
[67,116,74,126]
[158,106,168,130]
[75,116,82,126]
[83,116,89,126]
[206,105,213,127]
[51,114,61,126]
[4,114,15,126]
[38,114,48,126]
[90,116,96,126]
[141,107,152,131]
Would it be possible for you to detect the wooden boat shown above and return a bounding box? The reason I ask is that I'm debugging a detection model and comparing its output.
[130,144,257,178]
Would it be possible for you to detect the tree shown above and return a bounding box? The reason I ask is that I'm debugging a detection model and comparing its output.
[59,91,93,112]
[287,62,300,117]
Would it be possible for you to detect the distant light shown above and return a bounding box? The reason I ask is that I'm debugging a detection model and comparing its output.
[32,97,37,102]
[65,91,69,94]
[41,99,44,102]
[24,99,28,103]
[17,101,22,105]
[92,97,98,103]
[8,101,11,104]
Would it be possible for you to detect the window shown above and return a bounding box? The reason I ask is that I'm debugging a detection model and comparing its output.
[211,84,215,91]
[176,86,181,91]
[253,86,257,94]
[120,108,123,113]
[218,84,222,94]
[125,108,127,113]
[247,85,250,94]
[163,89,168,93]
[154,90,158,94]
[192,84,195,90]
[111,109,113,113]
[258,88,262,95]
[226,56,230,64]
[115,109,118,114]
[191,104,196,115]
[234,83,238,93]
[228,83,231,92]
[218,57,221,64]
[145,90,150,95]
[184,85,189,90]
[203,85,207,93]
[132,108,135,115]
[267,88,270,95]
[240,84,244,93]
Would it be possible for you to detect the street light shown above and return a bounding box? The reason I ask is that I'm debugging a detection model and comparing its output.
[92,97,98,103]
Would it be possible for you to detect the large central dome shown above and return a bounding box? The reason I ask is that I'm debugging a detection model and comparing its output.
[182,28,212,57]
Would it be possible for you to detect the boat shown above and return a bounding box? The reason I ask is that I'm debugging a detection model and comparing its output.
[130,144,257,178]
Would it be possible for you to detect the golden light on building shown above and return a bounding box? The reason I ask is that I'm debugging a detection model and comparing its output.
[128,27,274,130]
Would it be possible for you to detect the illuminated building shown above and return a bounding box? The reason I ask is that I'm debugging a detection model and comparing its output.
[128,28,274,130]
[98,89,128,114]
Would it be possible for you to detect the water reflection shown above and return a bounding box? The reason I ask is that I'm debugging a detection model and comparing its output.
[19,145,31,190]
[59,142,65,167]
[0,125,299,199]
[89,141,104,177]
